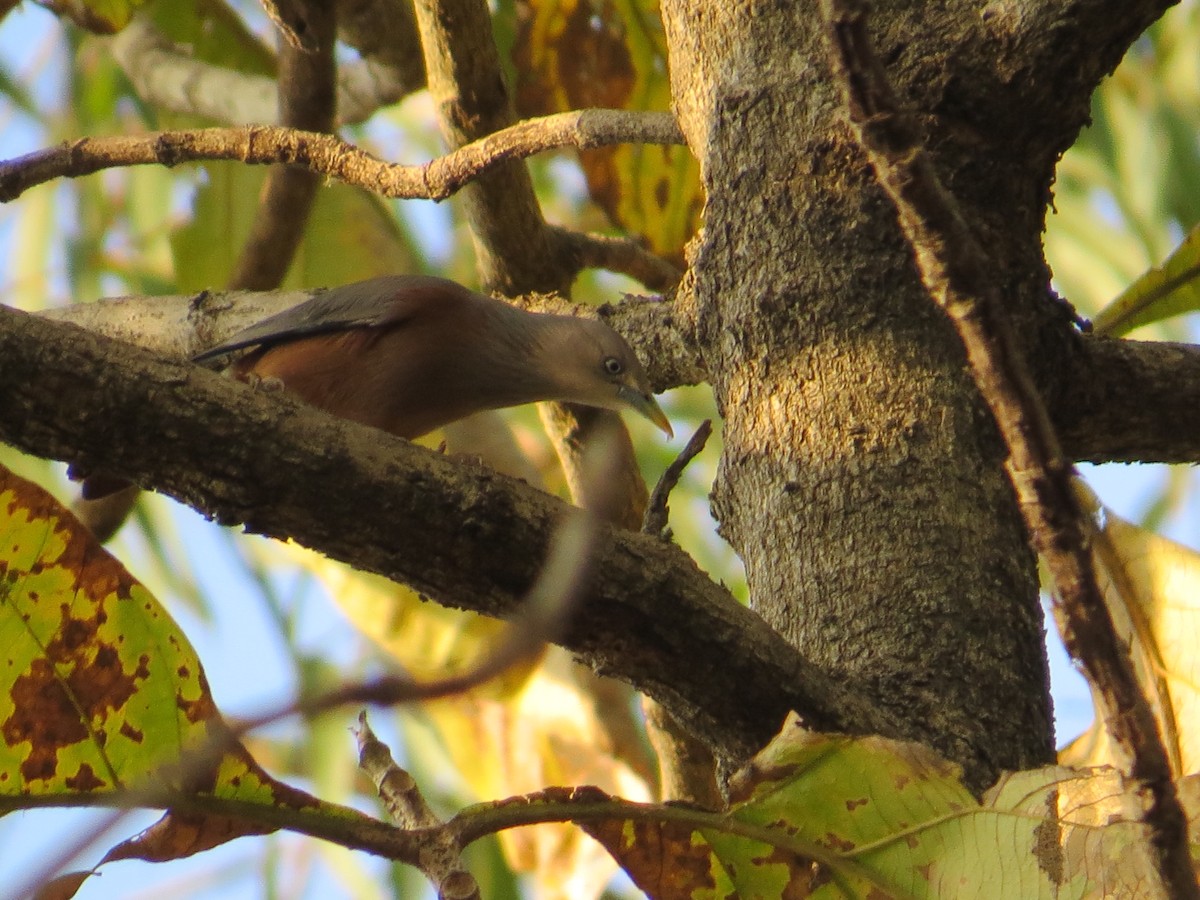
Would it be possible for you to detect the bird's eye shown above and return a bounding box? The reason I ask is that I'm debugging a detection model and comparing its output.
[603,357,624,376]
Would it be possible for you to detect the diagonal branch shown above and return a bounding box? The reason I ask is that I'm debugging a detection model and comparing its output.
[821,1,1197,895]
[412,0,562,294]
[0,111,684,206]
[228,1,337,291]
[0,305,897,763]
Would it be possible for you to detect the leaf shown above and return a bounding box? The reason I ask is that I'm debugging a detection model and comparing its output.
[1044,5,1200,330]
[0,464,368,862]
[286,181,419,288]
[1,464,213,795]
[31,870,94,900]
[585,716,1188,899]
[511,0,702,262]
[1092,224,1200,336]
[171,165,417,292]
[1059,485,1200,776]
[149,0,275,78]
[58,0,148,33]
[984,766,1172,899]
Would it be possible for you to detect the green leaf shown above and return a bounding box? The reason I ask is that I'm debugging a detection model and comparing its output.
[1093,224,1200,336]
[0,463,367,862]
[149,0,274,78]
[171,164,417,292]
[585,717,1187,899]
[288,186,419,288]
[69,0,149,33]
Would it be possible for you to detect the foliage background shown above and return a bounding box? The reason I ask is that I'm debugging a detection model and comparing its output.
[0,0,1197,896]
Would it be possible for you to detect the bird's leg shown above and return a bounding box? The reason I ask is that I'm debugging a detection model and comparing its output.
[242,372,286,393]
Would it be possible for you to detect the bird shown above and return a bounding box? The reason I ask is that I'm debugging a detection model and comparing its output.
[192,273,673,441]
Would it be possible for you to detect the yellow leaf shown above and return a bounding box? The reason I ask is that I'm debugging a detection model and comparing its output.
[512,0,702,262]
[1060,484,1200,776]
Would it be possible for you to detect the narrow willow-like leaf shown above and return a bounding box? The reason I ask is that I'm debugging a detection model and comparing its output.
[1093,225,1200,336]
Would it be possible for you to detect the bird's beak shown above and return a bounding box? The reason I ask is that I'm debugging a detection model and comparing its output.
[618,385,674,438]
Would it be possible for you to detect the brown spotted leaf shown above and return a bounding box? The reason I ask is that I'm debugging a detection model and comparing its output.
[0,464,369,858]
[512,0,702,262]
[582,715,1193,898]
[0,464,205,794]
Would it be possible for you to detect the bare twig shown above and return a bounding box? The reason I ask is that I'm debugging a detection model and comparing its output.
[0,110,683,206]
[355,714,480,900]
[820,1,1198,896]
[552,226,683,292]
[643,419,712,538]
[356,713,441,830]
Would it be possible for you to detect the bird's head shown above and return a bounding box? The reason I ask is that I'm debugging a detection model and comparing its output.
[535,316,673,437]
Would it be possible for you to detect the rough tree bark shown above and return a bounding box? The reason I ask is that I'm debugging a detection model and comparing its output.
[658,0,1175,788]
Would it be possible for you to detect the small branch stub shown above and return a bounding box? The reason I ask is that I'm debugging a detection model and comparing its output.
[643,419,713,538]
[354,712,479,899]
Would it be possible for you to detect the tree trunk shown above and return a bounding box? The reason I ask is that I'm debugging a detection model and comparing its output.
[657,0,1140,787]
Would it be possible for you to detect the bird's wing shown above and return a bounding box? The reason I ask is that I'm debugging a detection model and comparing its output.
[192,274,465,361]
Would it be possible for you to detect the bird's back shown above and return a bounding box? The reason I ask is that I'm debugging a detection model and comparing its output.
[194,274,474,360]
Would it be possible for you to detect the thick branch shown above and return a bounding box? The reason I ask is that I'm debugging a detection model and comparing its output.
[0,112,684,205]
[0,305,893,761]
[1057,336,1200,464]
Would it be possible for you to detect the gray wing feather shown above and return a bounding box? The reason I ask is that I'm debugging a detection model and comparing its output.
[193,274,461,361]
